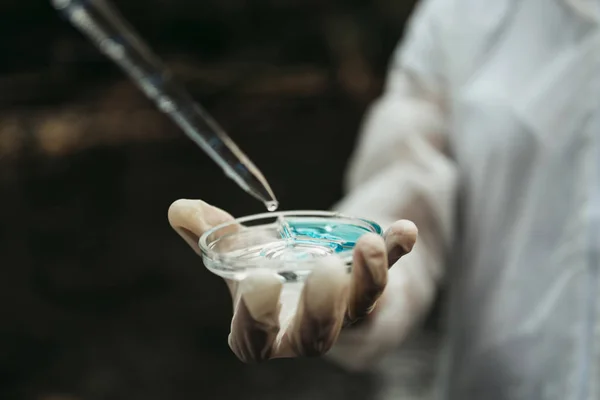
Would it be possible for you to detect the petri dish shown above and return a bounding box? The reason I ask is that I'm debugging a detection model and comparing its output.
[199,210,383,282]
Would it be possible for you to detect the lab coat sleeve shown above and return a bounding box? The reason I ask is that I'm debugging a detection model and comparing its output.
[327,0,459,370]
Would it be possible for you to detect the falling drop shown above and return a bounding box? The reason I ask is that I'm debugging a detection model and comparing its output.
[265,200,279,212]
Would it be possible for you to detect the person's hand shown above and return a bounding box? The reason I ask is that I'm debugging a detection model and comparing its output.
[168,199,418,362]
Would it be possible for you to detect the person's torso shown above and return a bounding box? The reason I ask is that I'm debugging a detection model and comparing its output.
[437,0,600,399]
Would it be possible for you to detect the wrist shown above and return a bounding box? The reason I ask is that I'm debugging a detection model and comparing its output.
[324,284,414,371]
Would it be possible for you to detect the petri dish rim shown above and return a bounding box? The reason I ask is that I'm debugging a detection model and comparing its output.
[198,210,383,271]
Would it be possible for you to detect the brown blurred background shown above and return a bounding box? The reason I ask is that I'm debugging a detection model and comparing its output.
[0,1,439,399]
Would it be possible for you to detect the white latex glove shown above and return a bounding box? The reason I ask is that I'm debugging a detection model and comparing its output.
[168,199,418,362]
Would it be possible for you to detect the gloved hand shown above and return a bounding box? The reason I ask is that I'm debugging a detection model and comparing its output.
[168,199,418,362]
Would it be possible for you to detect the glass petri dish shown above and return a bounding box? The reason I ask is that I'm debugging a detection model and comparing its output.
[199,210,382,282]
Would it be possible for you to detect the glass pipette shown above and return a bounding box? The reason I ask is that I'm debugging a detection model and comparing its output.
[50,0,278,211]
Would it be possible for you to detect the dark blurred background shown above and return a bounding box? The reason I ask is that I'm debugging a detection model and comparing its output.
[0,1,438,399]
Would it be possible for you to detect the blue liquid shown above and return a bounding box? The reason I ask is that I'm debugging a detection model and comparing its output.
[280,219,375,253]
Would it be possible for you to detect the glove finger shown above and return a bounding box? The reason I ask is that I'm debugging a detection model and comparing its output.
[229,270,283,363]
[384,219,418,266]
[167,199,236,255]
[277,257,349,358]
[346,233,388,324]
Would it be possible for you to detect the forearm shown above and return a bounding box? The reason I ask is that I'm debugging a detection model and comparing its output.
[326,92,457,370]
[328,176,453,369]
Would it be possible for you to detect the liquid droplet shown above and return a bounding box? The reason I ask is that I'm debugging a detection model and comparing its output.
[265,200,279,212]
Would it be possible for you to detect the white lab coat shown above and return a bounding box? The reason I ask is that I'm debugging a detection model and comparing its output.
[329,0,600,399]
